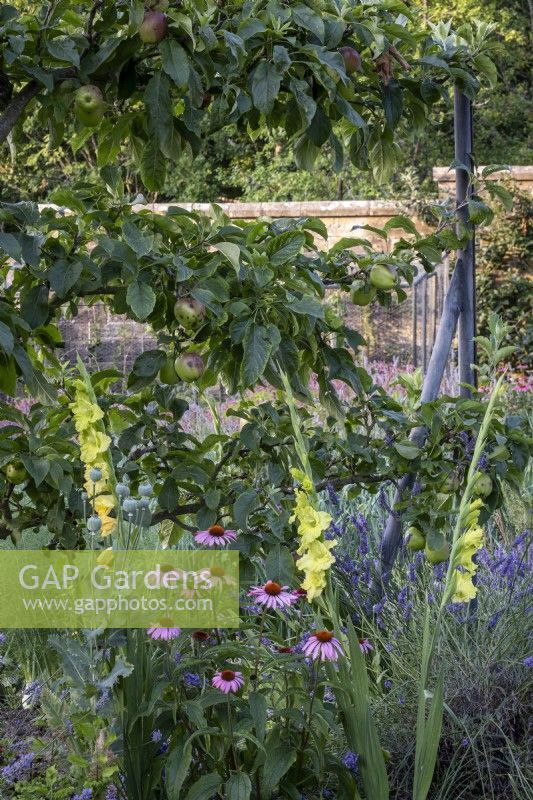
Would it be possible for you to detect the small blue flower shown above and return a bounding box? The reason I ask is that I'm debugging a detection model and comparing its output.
[157,737,170,756]
[72,789,93,800]
[342,751,359,773]
[151,729,163,743]
[1,752,35,785]
[523,656,533,668]
[384,679,392,690]
[183,672,201,688]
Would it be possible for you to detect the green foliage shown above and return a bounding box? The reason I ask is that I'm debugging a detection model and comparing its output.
[0,0,505,203]
[477,191,532,369]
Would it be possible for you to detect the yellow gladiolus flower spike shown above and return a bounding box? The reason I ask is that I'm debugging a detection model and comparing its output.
[452,570,477,603]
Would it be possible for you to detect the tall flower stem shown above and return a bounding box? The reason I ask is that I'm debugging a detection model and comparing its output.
[295,660,319,780]
[252,609,266,687]
[226,693,239,770]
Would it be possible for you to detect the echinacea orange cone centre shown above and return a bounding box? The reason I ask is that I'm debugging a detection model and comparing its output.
[221,669,236,681]
[264,581,282,595]
[209,524,225,536]
[315,630,334,643]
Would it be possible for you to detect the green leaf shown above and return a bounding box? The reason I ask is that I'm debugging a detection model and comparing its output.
[132,349,166,377]
[264,545,295,585]
[140,140,167,191]
[20,285,49,329]
[287,296,324,318]
[158,477,179,511]
[48,259,83,298]
[160,39,189,87]
[46,37,80,66]
[413,608,444,800]
[0,232,22,260]
[126,281,156,320]
[185,772,222,800]
[97,657,134,689]
[144,71,173,143]
[384,215,418,236]
[260,735,297,797]
[382,79,403,130]
[0,321,14,354]
[166,734,193,800]
[13,345,57,403]
[289,78,317,126]
[251,61,282,115]
[20,455,49,487]
[214,242,241,269]
[335,95,367,130]
[0,355,17,396]
[123,219,154,257]
[394,442,420,460]
[241,324,273,386]
[248,691,268,742]
[225,773,252,800]
[293,4,324,40]
[233,489,259,531]
[294,134,320,171]
[369,131,398,183]
[267,231,305,266]
[473,54,497,88]
[485,182,513,212]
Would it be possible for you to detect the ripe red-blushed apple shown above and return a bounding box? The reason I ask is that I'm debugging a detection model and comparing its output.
[174,352,205,383]
[174,297,206,330]
[339,46,362,75]
[74,85,104,127]
[139,10,168,44]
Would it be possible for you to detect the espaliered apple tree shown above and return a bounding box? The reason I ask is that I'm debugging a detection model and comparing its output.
[0,4,522,555]
[0,190,528,550]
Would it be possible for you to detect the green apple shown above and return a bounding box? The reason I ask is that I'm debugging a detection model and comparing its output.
[5,461,27,485]
[139,10,168,43]
[159,357,179,385]
[339,46,362,75]
[473,473,493,498]
[443,472,461,492]
[370,264,397,290]
[350,283,376,306]
[174,352,205,383]
[174,297,206,330]
[74,85,104,127]
[425,541,450,564]
[405,527,425,551]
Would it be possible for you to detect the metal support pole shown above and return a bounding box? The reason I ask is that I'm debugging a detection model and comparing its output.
[412,283,418,367]
[454,88,476,395]
[375,94,478,596]
[422,277,428,372]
